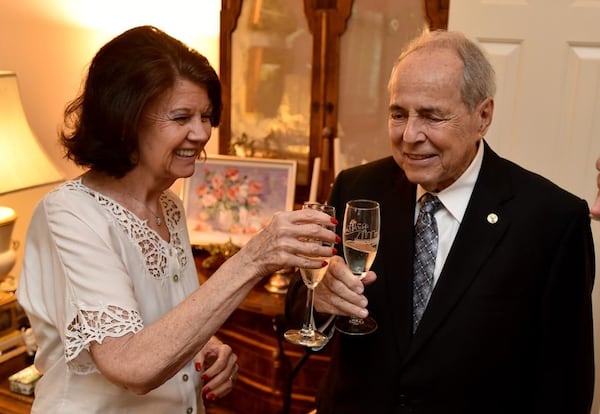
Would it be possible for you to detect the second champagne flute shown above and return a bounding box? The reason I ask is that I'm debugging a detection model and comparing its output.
[284,202,336,347]
[335,199,380,335]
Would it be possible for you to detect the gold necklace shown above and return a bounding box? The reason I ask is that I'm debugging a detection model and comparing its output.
[128,195,163,226]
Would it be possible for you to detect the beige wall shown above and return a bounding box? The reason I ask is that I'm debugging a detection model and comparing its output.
[0,1,220,278]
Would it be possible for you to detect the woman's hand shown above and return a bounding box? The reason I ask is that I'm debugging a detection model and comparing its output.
[195,336,238,401]
[238,208,339,278]
[313,255,376,318]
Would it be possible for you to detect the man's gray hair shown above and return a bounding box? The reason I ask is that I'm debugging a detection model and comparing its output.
[389,29,496,111]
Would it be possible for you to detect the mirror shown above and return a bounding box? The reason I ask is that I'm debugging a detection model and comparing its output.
[227,0,312,187]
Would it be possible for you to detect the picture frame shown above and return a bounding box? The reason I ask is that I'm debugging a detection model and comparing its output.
[181,155,297,246]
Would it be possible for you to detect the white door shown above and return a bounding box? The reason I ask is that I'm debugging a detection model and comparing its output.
[449,0,600,410]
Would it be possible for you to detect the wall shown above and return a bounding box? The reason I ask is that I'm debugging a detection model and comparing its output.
[0,0,221,277]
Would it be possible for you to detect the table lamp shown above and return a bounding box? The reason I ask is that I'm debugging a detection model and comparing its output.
[0,71,63,288]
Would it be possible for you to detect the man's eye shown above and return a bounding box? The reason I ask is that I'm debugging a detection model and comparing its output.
[427,116,443,122]
[201,114,212,122]
[390,112,407,121]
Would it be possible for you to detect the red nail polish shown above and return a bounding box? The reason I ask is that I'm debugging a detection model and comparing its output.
[332,247,338,255]
[201,374,209,381]
[331,217,339,225]
[335,235,341,243]
[208,393,217,401]
[321,261,328,267]
[202,386,211,394]
[195,362,202,372]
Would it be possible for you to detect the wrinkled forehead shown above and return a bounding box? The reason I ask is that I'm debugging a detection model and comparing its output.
[390,47,464,94]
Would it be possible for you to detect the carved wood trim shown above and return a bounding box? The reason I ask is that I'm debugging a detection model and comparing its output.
[218,0,243,154]
[423,0,450,30]
[303,0,353,202]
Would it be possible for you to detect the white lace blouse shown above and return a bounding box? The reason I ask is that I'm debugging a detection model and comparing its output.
[16,179,204,414]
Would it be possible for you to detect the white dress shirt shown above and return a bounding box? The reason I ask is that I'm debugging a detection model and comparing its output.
[415,141,484,286]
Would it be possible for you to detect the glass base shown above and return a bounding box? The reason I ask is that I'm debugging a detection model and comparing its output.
[335,316,377,335]
[284,328,328,347]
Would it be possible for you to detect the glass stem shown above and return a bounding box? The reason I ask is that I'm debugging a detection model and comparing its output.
[300,287,316,337]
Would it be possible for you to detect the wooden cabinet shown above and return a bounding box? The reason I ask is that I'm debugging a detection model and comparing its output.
[0,352,33,414]
[195,253,331,414]
[218,0,448,204]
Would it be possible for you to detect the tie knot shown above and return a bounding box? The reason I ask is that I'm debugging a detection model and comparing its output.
[420,193,442,214]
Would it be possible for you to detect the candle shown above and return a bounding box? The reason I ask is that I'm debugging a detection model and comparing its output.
[309,157,321,202]
[333,137,341,177]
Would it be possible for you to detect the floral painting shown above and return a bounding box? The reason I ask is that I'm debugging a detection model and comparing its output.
[182,155,297,246]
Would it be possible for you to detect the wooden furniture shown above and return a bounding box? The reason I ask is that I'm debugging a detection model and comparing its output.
[195,252,331,414]
[0,351,33,414]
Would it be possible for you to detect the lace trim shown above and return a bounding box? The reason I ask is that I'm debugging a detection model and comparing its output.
[65,305,144,374]
[64,181,188,279]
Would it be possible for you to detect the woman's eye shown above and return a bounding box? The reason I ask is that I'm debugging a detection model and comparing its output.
[201,114,212,123]
[171,115,190,123]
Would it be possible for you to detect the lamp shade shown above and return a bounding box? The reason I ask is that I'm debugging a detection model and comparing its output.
[0,207,17,278]
[0,71,63,194]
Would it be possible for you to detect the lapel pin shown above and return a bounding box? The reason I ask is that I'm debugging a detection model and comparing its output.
[487,213,498,224]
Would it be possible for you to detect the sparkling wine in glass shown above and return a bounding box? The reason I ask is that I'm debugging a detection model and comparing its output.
[284,202,336,347]
[335,199,380,335]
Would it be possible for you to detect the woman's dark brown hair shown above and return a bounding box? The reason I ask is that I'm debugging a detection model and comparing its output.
[61,25,221,177]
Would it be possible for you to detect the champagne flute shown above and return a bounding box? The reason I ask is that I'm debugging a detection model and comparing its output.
[335,199,380,335]
[284,202,336,347]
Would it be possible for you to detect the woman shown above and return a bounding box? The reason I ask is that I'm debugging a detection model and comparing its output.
[16,26,337,414]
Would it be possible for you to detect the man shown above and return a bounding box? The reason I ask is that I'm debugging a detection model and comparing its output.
[287,30,595,413]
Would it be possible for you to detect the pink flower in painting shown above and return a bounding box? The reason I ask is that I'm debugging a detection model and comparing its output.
[248,181,263,196]
[227,185,240,202]
[211,174,224,190]
[225,167,240,182]
[195,165,264,233]
[196,183,209,196]
[212,187,225,201]
[248,196,261,206]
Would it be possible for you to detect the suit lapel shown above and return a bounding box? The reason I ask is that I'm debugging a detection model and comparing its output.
[403,144,514,361]
[378,168,416,355]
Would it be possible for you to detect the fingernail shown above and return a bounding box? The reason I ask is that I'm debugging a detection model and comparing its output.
[201,374,209,381]
[332,247,338,255]
[331,217,339,225]
[321,261,328,268]
[335,235,341,243]
[202,386,211,394]
[195,362,202,372]
[208,393,217,401]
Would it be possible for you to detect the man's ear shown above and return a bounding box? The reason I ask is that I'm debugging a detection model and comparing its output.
[477,97,494,137]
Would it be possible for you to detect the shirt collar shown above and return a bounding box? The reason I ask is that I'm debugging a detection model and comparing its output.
[416,140,484,223]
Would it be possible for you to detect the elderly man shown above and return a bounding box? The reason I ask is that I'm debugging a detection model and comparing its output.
[287,30,595,414]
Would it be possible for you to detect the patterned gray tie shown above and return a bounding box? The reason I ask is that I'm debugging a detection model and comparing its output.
[412,193,443,332]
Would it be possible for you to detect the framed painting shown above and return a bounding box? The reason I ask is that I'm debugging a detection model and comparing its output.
[181,155,297,246]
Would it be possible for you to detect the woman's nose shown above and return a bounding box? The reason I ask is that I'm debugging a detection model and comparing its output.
[187,117,211,143]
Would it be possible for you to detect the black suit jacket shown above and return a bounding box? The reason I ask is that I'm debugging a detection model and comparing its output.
[288,143,595,413]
